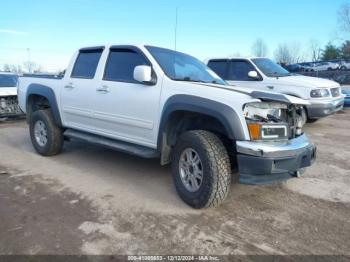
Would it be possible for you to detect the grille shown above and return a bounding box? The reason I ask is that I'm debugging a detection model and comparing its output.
[330,87,340,97]
[0,96,23,116]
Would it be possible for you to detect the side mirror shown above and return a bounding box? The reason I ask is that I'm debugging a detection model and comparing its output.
[248,70,259,79]
[134,65,155,85]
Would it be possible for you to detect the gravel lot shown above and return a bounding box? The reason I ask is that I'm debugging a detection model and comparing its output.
[0,110,349,256]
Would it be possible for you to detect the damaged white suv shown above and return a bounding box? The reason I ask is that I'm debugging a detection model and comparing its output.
[0,72,23,119]
[18,45,316,208]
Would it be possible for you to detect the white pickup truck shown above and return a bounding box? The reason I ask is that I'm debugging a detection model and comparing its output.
[0,72,23,118]
[207,57,344,123]
[18,45,316,208]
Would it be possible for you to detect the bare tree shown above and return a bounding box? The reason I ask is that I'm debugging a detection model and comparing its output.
[274,44,292,64]
[274,42,304,65]
[23,61,37,73]
[310,39,322,62]
[338,3,350,33]
[251,38,268,57]
[2,64,11,72]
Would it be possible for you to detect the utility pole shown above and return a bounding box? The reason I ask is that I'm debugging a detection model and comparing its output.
[175,7,178,51]
[26,48,31,73]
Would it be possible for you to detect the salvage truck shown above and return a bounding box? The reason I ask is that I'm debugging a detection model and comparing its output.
[0,72,23,119]
[18,45,316,208]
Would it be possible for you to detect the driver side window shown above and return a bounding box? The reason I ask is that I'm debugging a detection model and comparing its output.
[228,60,258,81]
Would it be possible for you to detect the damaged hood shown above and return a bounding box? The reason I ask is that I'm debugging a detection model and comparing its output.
[196,83,310,105]
[0,87,18,97]
[229,85,310,105]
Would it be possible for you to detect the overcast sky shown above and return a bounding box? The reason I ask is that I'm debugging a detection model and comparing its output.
[0,0,346,71]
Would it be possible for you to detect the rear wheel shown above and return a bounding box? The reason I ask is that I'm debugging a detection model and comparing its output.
[171,130,231,209]
[29,109,64,156]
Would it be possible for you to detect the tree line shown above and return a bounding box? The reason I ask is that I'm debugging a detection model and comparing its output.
[251,3,350,65]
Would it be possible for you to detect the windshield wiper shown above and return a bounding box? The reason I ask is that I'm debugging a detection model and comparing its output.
[174,77,206,83]
[270,72,291,77]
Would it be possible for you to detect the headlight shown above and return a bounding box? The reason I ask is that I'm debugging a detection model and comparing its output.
[310,89,330,98]
[244,102,290,141]
[247,122,288,140]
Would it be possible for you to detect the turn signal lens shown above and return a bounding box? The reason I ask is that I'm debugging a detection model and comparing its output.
[247,123,261,140]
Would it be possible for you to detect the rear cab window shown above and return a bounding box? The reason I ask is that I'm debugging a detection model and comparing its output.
[0,74,18,87]
[71,47,104,79]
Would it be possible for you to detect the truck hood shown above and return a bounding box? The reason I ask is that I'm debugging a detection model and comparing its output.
[271,75,339,89]
[198,83,309,105]
[0,87,17,97]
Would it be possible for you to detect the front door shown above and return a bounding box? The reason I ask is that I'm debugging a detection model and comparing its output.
[93,47,162,148]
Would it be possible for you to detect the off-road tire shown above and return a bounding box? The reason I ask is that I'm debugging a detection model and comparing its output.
[171,130,231,209]
[307,118,319,123]
[29,109,64,156]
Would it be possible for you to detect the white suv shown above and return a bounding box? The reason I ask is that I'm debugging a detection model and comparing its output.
[206,57,344,122]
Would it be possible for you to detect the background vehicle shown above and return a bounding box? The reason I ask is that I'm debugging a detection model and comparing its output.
[340,60,350,70]
[18,45,316,208]
[206,57,344,123]
[312,62,339,71]
[286,63,304,72]
[299,62,315,72]
[0,72,23,119]
[342,87,350,107]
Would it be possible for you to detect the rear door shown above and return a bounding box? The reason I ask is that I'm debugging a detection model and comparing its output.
[207,59,229,80]
[60,47,104,131]
[93,46,162,148]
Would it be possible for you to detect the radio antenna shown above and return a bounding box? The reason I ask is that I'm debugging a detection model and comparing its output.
[175,7,178,51]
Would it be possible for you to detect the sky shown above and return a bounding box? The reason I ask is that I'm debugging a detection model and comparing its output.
[0,0,347,72]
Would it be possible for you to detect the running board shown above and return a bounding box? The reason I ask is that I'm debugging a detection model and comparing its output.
[64,129,159,159]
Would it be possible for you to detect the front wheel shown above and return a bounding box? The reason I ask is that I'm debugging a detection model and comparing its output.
[171,130,231,209]
[29,109,64,156]
[307,118,319,123]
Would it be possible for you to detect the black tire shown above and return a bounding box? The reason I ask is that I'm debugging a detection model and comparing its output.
[29,109,64,156]
[171,130,231,209]
[307,118,319,123]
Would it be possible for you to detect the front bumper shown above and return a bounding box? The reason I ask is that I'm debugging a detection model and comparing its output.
[236,134,316,185]
[306,97,344,119]
[344,96,350,107]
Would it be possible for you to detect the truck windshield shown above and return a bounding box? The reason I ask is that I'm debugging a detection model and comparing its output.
[252,58,291,77]
[146,46,226,85]
[0,74,18,87]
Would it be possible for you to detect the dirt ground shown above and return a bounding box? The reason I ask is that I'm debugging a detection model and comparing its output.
[0,110,349,256]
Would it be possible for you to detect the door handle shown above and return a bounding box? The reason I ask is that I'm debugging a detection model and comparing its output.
[96,86,110,93]
[64,83,75,89]
[267,85,274,89]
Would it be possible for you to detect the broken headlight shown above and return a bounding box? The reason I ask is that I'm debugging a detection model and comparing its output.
[243,102,292,141]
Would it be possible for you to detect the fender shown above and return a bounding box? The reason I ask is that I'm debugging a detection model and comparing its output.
[157,95,246,148]
[26,84,62,127]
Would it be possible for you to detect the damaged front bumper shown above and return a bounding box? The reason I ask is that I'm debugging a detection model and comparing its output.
[0,96,25,118]
[236,134,316,185]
